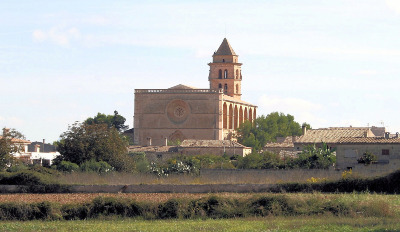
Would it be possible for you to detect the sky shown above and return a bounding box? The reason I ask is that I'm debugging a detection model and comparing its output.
[1,0,400,142]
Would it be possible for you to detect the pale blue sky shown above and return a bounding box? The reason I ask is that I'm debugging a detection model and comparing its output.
[1,0,400,142]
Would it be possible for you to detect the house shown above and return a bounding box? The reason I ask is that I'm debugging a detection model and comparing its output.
[1,129,59,166]
[336,135,400,172]
[294,127,376,151]
[178,140,252,157]
[264,136,298,154]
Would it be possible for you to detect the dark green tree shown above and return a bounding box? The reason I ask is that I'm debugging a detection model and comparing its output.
[237,112,310,150]
[56,122,133,171]
[84,110,129,132]
[0,128,26,170]
[288,143,336,169]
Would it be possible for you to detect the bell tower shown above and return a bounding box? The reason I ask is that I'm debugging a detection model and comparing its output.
[208,38,242,99]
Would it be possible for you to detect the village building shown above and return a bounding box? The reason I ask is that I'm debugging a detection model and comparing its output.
[133,38,257,146]
[177,140,251,157]
[293,127,378,151]
[1,128,59,166]
[336,135,400,173]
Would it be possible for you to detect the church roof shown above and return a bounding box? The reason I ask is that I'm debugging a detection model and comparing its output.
[214,38,236,56]
[168,84,198,90]
[180,140,248,148]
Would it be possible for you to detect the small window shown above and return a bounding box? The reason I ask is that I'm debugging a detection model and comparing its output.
[218,84,222,89]
[224,84,228,92]
[224,70,228,79]
[382,149,390,155]
[218,69,222,79]
[222,59,225,62]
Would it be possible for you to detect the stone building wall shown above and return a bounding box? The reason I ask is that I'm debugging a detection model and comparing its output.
[134,89,223,146]
[336,143,400,171]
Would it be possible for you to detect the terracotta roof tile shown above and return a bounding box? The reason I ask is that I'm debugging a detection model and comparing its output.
[0,136,31,144]
[338,137,400,144]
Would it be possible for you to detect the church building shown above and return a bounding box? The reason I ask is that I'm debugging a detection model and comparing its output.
[134,38,257,146]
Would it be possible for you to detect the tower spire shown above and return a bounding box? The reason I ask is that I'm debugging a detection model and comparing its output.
[208,38,242,99]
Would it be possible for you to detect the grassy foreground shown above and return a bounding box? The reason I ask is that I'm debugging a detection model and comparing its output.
[1,217,399,232]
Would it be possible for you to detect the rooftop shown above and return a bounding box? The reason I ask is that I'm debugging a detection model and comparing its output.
[295,127,374,144]
[0,136,31,144]
[180,140,248,148]
[214,38,236,56]
[338,137,400,144]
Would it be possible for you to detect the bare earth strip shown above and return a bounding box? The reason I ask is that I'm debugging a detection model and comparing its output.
[0,193,253,204]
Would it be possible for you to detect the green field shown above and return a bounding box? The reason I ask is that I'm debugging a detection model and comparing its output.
[1,217,399,232]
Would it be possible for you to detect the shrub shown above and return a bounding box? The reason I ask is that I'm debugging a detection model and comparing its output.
[158,199,180,219]
[61,204,89,220]
[57,161,79,173]
[80,160,114,173]
[357,152,377,165]
[249,196,293,216]
[0,202,54,220]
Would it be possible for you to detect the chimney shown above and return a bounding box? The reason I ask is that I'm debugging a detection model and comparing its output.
[385,132,390,139]
[164,137,168,146]
[302,125,307,135]
[147,137,152,146]
[395,132,399,139]
[42,139,45,152]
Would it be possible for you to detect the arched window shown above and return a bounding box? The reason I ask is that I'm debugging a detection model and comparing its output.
[236,84,239,93]
[224,70,228,79]
[236,70,239,79]
[222,59,225,62]
[224,84,228,92]
[218,69,222,79]
[218,83,222,89]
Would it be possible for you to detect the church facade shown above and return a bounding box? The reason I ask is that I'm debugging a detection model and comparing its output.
[134,38,257,146]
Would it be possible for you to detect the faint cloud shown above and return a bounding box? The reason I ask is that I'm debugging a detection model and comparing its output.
[386,0,400,14]
[32,26,81,46]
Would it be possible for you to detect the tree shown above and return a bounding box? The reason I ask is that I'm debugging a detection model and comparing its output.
[236,151,284,169]
[0,128,26,170]
[237,112,310,150]
[56,122,133,171]
[288,143,336,169]
[84,110,129,132]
